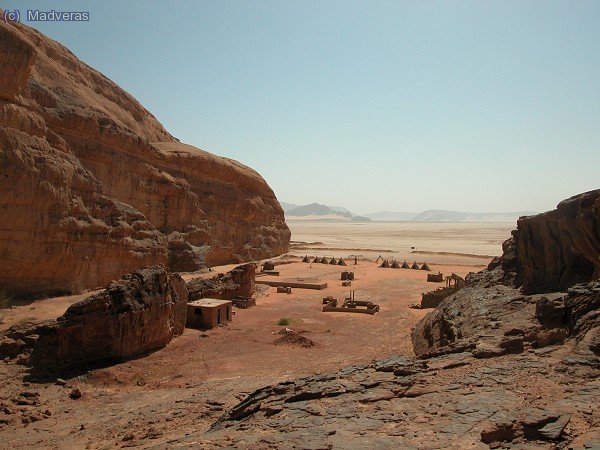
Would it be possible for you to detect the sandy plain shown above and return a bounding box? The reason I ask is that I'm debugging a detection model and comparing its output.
[287,221,515,266]
[0,222,510,447]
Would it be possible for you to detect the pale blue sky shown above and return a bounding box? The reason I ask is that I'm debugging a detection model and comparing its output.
[5,1,599,214]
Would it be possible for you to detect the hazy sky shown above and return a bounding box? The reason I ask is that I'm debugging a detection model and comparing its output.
[6,1,599,214]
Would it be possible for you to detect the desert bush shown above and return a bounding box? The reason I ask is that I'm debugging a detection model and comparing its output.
[277,317,290,326]
[0,290,11,309]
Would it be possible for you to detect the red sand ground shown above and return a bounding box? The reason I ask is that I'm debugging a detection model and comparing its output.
[0,258,485,448]
[2,260,481,382]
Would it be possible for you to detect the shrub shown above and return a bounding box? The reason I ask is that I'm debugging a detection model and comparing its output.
[0,290,11,309]
[277,317,290,326]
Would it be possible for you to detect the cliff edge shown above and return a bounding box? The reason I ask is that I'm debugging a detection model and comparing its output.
[0,20,289,297]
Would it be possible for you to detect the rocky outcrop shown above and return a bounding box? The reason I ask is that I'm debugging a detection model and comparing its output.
[511,190,600,294]
[195,348,598,448]
[566,282,600,355]
[29,266,187,374]
[535,281,600,366]
[0,20,289,297]
[0,320,50,361]
[412,190,599,362]
[187,264,255,301]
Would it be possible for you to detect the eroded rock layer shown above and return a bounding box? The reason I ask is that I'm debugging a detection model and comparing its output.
[29,266,187,374]
[0,20,289,297]
[512,189,600,294]
[187,263,256,301]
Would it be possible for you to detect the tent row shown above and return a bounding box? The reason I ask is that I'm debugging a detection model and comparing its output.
[380,260,431,271]
[302,255,347,266]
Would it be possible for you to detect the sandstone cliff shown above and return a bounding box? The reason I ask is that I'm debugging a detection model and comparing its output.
[507,189,599,294]
[29,266,187,374]
[0,20,289,297]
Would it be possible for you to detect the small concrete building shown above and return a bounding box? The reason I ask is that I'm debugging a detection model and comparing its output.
[187,299,233,330]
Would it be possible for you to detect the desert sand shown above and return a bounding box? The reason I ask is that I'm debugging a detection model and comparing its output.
[0,255,483,448]
[288,221,514,266]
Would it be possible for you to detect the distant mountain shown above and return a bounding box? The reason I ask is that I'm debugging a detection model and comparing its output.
[410,210,537,223]
[280,202,301,213]
[329,205,352,214]
[286,203,341,217]
[363,211,418,221]
[284,202,535,223]
[284,203,371,222]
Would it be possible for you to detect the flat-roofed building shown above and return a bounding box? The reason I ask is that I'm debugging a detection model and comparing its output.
[186,299,233,330]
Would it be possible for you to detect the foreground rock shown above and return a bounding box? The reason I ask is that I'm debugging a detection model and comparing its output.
[191,191,600,448]
[187,264,256,301]
[0,20,289,298]
[28,266,187,375]
[507,189,599,293]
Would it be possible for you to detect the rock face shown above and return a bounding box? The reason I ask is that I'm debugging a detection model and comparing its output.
[511,189,600,294]
[412,190,599,360]
[0,20,289,297]
[187,264,256,301]
[29,266,187,374]
[546,281,600,362]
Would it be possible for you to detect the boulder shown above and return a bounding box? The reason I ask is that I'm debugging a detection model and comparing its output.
[187,264,256,301]
[29,266,187,374]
